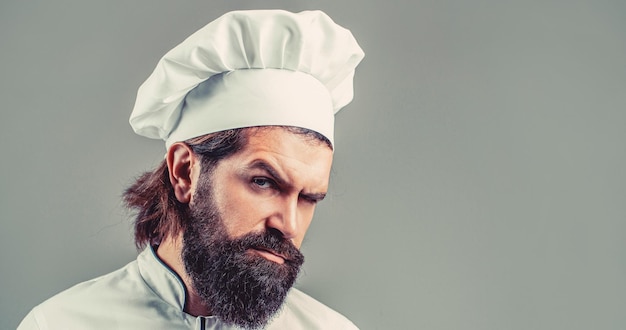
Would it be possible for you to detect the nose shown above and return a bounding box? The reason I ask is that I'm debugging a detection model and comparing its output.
[266,196,299,240]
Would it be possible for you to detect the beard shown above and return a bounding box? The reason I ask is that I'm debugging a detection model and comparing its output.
[181,174,305,329]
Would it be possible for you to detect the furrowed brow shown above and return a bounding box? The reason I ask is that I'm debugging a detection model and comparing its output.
[248,160,287,186]
[300,192,327,202]
[248,160,327,201]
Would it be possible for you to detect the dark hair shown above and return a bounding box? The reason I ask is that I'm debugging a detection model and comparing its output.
[123,126,331,249]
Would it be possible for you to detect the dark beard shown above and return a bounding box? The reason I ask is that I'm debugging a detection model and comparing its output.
[181,177,304,329]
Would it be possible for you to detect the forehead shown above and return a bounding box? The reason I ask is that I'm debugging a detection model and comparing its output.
[245,127,331,153]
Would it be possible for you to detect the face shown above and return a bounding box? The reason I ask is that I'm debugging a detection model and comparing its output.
[192,127,333,250]
[181,127,333,329]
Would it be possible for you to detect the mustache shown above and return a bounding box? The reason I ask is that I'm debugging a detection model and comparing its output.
[232,229,305,265]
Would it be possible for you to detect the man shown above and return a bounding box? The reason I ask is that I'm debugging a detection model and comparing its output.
[18,9,363,330]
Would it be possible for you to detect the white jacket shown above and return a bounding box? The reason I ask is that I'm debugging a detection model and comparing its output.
[18,247,357,330]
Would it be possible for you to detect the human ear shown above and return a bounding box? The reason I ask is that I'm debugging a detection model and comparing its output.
[166,142,197,203]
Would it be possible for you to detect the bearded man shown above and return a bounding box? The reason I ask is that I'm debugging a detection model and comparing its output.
[18,9,363,330]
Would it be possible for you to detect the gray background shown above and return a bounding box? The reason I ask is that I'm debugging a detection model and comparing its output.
[1,1,625,329]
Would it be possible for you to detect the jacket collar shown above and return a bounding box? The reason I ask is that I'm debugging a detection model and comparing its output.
[137,246,188,311]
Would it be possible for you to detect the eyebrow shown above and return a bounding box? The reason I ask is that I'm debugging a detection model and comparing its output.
[248,160,287,186]
[247,160,327,202]
[301,192,327,203]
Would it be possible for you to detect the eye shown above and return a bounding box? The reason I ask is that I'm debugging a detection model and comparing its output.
[252,177,275,189]
[300,196,319,205]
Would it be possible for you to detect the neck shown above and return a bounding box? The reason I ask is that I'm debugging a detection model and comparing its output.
[156,234,211,316]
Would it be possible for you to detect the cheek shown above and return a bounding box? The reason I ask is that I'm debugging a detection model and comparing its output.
[214,186,274,237]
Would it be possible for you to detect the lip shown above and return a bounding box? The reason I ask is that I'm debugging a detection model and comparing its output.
[249,247,286,264]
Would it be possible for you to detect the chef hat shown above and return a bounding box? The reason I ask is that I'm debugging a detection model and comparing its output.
[129,9,364,149]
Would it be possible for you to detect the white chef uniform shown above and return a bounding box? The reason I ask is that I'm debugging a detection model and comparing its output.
[18,247,358,330]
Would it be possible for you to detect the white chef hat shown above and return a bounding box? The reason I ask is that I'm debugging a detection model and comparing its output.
[129,9,364,149]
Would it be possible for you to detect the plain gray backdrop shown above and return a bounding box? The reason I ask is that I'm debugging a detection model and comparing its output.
[1,1,625,329]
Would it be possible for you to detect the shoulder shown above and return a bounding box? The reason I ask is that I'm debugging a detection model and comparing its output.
[38,259,142,308]
[267,288,359,330]
[17,260,163,329]
[18,267,132,330]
